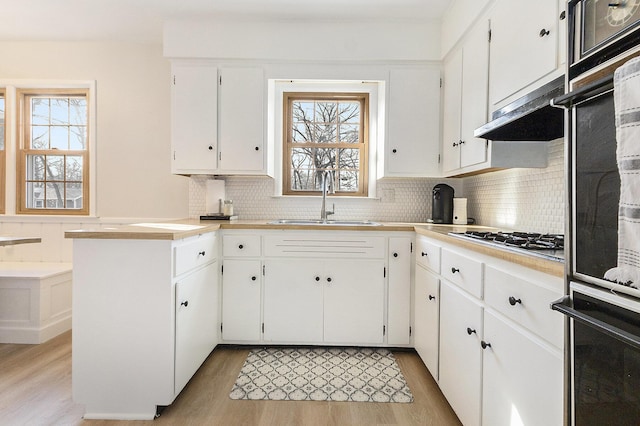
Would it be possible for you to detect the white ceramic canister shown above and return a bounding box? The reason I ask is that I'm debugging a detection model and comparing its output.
[453,198,468,225]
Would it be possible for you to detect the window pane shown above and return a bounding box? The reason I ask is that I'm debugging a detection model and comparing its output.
[337,170,359,192]
[25,182,44,208]
[339,102,360,123]
[46,182,64,208]
[66,156,83,181]
[69,126,86,150]
[314,148,336,170]
[291,148,313,169]
[339,124,359,143]
[314,123,336,143]
[51,98,70,124]
[45,155,65,180]
[26,155,46,181]
[32,98,50,125]
[315,101,337,123]
[339,148,360,169]
[293,101,315,122]
[65,182,82,208]
[70,98,87,125]
[32,126,49,149]
[290,169,314,191]
[51,126,69,150]
[292,123,312,143]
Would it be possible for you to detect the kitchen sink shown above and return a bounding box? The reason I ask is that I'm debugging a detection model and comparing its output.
[268,219,382,226]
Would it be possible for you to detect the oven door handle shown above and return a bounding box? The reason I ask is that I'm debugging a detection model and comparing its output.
[551,75,614,108]
[551,296,640,350]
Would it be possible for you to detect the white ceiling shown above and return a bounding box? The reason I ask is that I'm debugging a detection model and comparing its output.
[0,0,453,44]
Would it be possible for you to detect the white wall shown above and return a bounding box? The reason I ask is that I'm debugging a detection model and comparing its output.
[164,19,443,61]
[0,41,189,219]
[0,41,189,261]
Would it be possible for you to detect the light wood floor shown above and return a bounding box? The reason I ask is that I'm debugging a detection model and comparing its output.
[0,331,461,425]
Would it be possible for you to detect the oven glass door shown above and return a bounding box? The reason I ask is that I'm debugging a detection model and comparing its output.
[570,289,640,425]
[573,84,619,282]
[581,0,640,56]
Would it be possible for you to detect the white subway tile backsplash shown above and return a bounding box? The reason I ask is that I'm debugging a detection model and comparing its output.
[464,138,565,233]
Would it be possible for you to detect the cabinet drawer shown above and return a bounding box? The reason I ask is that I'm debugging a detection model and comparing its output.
[484,266,563,349]
[441,249,483,298]
[174,233,217,277]
[415,235,441,273]
[223,235,261,257]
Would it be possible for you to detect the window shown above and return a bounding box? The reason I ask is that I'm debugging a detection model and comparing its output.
[283,92,369,197]
[0,90,5,214]
[16,89,89,215]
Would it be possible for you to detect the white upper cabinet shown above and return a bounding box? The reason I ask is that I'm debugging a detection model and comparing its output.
[442,20,490,174]
[384,66,441,178]
[489,0,560,107]
[171,63,218,174]
[170,63,267,175]
[218,67,266,174]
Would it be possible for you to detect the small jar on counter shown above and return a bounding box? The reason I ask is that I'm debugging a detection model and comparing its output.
[223,200,234,216]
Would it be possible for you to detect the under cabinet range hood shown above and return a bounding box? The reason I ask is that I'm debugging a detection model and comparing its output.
[474,76,565,141]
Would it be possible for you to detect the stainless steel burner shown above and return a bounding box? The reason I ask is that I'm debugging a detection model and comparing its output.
[448,231,565,262]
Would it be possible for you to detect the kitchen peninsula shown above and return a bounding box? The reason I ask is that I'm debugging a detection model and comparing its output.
[66,220,563,423]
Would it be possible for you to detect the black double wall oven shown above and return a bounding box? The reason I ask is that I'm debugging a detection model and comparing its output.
[551,1,640,425]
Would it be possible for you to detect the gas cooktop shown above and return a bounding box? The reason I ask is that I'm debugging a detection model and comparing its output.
[448,230,565,262]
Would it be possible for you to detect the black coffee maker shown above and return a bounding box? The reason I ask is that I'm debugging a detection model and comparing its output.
[432,184,454,224]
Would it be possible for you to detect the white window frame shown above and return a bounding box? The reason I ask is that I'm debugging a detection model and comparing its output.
[269,79,383,198]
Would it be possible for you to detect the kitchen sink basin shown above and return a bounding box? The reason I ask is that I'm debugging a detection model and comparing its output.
[268,219,382,226]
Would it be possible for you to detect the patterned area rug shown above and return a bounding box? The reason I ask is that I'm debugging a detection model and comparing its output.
[229,347,413,403]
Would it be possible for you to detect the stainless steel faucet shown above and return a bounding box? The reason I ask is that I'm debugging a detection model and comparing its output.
[320,170,335,221]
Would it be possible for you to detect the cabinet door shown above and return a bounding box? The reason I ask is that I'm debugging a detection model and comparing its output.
[218,67,265,173]
[387,237,412,345]
[489,0,558,105]
[482,311,563,426]
[263,259,323,343]
[324,260,385,344]
[414,265,440,380]
[175,262,218,394]
[460,20,489,169]
[442,49,463,173]
[439,281,483,426]
[221,259,261,341]
[171,63,218,174]
[386,67,441,177]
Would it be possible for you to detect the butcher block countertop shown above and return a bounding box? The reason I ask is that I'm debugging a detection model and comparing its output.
[65,219,564,277]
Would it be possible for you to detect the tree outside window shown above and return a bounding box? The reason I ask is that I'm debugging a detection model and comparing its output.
[17,90,89,215]
[283,93,368,197]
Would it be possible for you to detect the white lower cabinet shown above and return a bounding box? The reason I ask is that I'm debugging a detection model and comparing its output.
[263,258,385,344]
[387,236,413,345]
[415,233,564,426]
[175,261,219,395]
[439,280,484,426]
[71,232,218,420]
[413,264,440,380]
[481,310,563,426]
[221,259,262,341]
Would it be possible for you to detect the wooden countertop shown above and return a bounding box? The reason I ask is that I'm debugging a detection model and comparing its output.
[65,219,564,277]
[414,225,565,277]
[0,236,42,246]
